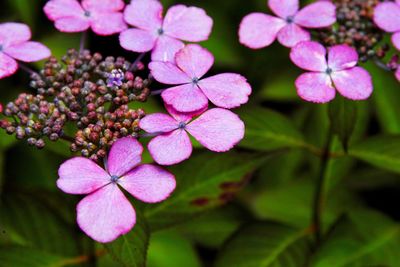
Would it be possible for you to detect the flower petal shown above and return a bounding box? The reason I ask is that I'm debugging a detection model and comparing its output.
[54,17,90,33]
[43,0,83,21]
[123,0,163,31]
[91,12,127,35]
[165,103,207,123]
[175,44,214,79]
[161,83,209,113]
[392,32,400,51]
[139,113,178,133]
[163,5,213,42]
[0,53,18,79]
[294,2,336,28]
[331,67,373,101]
[57,157,110,194]
[149,61,190,84]
[0,22,31,48]
[373,2,400,33]
[151,36,184,62]
[290,41,327,71]
[186,108,245,152]
[238,13,286,49]
[77,184,135,243]
[82,0,124,12]
[277,23,310,47]
[119,164,176,202]
[119,28,157,53]
[327,44,358,71]
[395,67,400,82]
[4,42,51,62]
[107,137,143,177]
[268,0,299,18]
[198,73,251,109]
[295,72,335,103]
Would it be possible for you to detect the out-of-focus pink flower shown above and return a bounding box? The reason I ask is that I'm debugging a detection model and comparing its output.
[44,0,127,35]
[239,0,336,48]
[373,1,400,51]
[120,0,213,62]
[0,22,50,79]
[140,105,245,165]
[149,44,251,113]
[396,68,400,82]
[57,137,176,243]
[290,41,373,103]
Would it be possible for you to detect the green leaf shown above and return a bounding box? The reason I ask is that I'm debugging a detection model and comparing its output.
[0,246,66,267]
[258,72,299,101]
[39,33,80,62]
[349,135,400,174]
[7,0,37,27]
[0,131,17,151]
[215,223,312,267]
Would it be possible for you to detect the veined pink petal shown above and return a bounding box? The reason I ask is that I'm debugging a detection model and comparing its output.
[161,83,209,113]
[77,184,136,243]
[294,2,336,28]
[90,12,127,35]
[163,5,213,42]
[165,103,207,123]
[198,73,251,109]
[277,23,310,48]
[43,0,83,21]
[119,164,176,202]
[147,130,192,165]
[327,45,358,71]
[175,44,214,79]
[151,36,184,62]
[295,72,336,103]
[82,0,124,12]
[373,2,400,33]
[57,157,110,194]
[4,42,51,62]
[149,61,190,84]
[331,67,373,100]
[119,28,157,53]
[55,17,90,33]
[123,0,163,31]
[392,32,400,51]
[0,23,31,48]
[290,41,327,71]
[395,68,400,82]
[0,53,18,79]
[139,113,178,133]
[107,137,143,177]
[238,13,286,49]
[269,0,299,18]
[186,108,245,152]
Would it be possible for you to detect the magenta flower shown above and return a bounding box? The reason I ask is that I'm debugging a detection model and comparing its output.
[0,22,50,79]
[119,0,213,62]
[290,41,373,103]
[44,0,127,35]
[239,0,336,48]
[373,0,400,51]
[139,105,245,166]
[149,44,252,113]
[57,137,176,243]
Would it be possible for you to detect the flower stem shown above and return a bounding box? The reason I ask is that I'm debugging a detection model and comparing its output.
[80,31,87,52]
[18,63,38,77]
[373,57,392,72]
[151,88,165,95]
[60,135,75,143]
[129,52,146,72]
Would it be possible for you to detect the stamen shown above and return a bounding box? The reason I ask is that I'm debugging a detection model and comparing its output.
[0,44,3,52]
[286,16,294,24]
[84,11,91,17]
[157,28,164,35]
[178,122,186,129]
[192,77,199,84]
[110,175,119,183]
[325,67,333,75]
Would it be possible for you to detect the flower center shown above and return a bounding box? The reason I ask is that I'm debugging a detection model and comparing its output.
[0,44,3,52]
[325,67,333,75]
[286,16,294,24]
[192,77,199,85]
[84,11,91,17]
[178,122,186,129]
[157,28,164,36]
[106,69,125,87]
[110,175,119,183]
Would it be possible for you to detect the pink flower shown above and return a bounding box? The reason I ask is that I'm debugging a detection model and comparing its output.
[0,23,50,79]
[373,0,400,51]
[57,137,176,243]
[149,44,252,113]
[119,0,213,62]
[139,105,245,166]
[239,0,336,48]
[290,41,373,103]
[44,0,127,35]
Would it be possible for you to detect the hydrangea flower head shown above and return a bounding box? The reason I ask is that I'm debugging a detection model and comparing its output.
[0,22,50,79]
[44,0,127,35]
[290,41,373,103]
[239,0,336,48]
[149,44,252,113]
[373,0,400,51]
[120,0,213,62]
[139,105,245,165]
[57,137,176,243]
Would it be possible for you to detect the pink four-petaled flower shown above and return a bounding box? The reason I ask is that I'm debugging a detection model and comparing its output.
[139,105,245,166]
[290,41,373,103]
[373,0,400,51]
[149,44,252,113]
[57,137,176,243]
[239,0,336,48]
[0,22,50,79]
[44,0,127,35]
[120,0,213,62]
